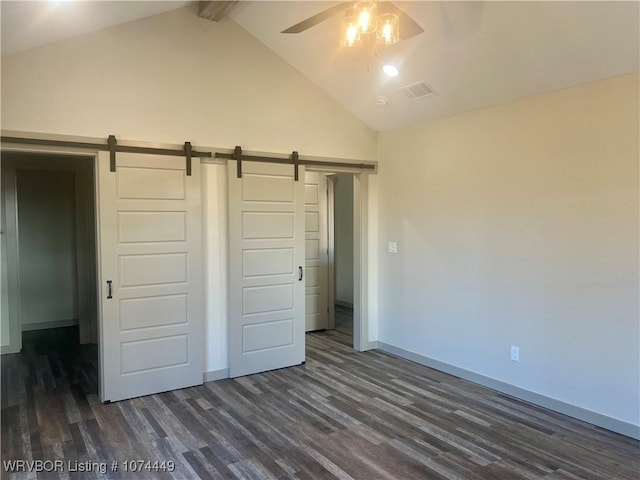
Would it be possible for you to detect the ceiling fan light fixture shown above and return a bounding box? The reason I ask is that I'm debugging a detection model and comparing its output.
[340,2,400,49]
[283,0,425,52]
[377,12,399,45]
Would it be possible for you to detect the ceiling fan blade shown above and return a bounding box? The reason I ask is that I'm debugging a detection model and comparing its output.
[380,1,425,40]
[281,2,355,34]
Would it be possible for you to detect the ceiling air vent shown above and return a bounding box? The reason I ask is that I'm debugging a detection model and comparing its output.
[400,81,436,101]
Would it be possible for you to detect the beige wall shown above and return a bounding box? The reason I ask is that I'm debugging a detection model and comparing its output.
[16,170,78,329]
[377,73,639,431]
[0,6,376,160]
[0,5,377,370]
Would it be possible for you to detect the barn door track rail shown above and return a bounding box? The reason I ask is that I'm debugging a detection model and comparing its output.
[1,134,212,176]
[215,146,375,180]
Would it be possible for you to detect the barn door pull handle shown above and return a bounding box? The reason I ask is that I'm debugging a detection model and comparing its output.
[106,280,113,299]
[298,266,303,281]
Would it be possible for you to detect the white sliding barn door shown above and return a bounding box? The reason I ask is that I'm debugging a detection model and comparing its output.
[228,161,305,378]
[98,152,203,403]
[304,173,329,331]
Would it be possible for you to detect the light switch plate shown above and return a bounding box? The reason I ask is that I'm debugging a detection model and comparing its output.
[388,241,398,254]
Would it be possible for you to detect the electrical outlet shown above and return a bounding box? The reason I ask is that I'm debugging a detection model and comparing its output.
[510,346,520,362]
[388,241,398,254]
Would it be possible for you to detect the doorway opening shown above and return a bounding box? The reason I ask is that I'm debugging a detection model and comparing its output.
[330,173,354,344]
[304,171,357,348]
[1,151,99,394]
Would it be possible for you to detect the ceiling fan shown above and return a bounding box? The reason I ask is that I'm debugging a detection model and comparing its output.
[198,1,424,47]
[281,1,425,46]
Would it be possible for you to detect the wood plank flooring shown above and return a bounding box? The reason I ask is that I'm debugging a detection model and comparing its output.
[2,318,639,479]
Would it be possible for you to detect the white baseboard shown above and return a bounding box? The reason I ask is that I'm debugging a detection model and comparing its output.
[376,342,640,441]
[21,319,78,332]
[363,340,378,351]
[203,368,229,383]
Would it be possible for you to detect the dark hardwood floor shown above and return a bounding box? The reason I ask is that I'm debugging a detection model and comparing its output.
[2,316,638,479]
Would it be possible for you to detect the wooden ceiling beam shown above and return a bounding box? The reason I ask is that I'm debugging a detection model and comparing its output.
[198,1,238,22]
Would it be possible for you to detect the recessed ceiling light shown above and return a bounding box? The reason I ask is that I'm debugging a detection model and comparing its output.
[382,64,399,77]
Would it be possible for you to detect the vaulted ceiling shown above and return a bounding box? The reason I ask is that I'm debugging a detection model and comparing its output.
[2,1,638,131]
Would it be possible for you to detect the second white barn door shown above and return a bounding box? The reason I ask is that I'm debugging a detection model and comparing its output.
[228,161,306,378]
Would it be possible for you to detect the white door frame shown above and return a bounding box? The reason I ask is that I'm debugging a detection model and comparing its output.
[1,164,21,354]
[352,172,371,351]
[306,167,372,352]
[1,146,99,355]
